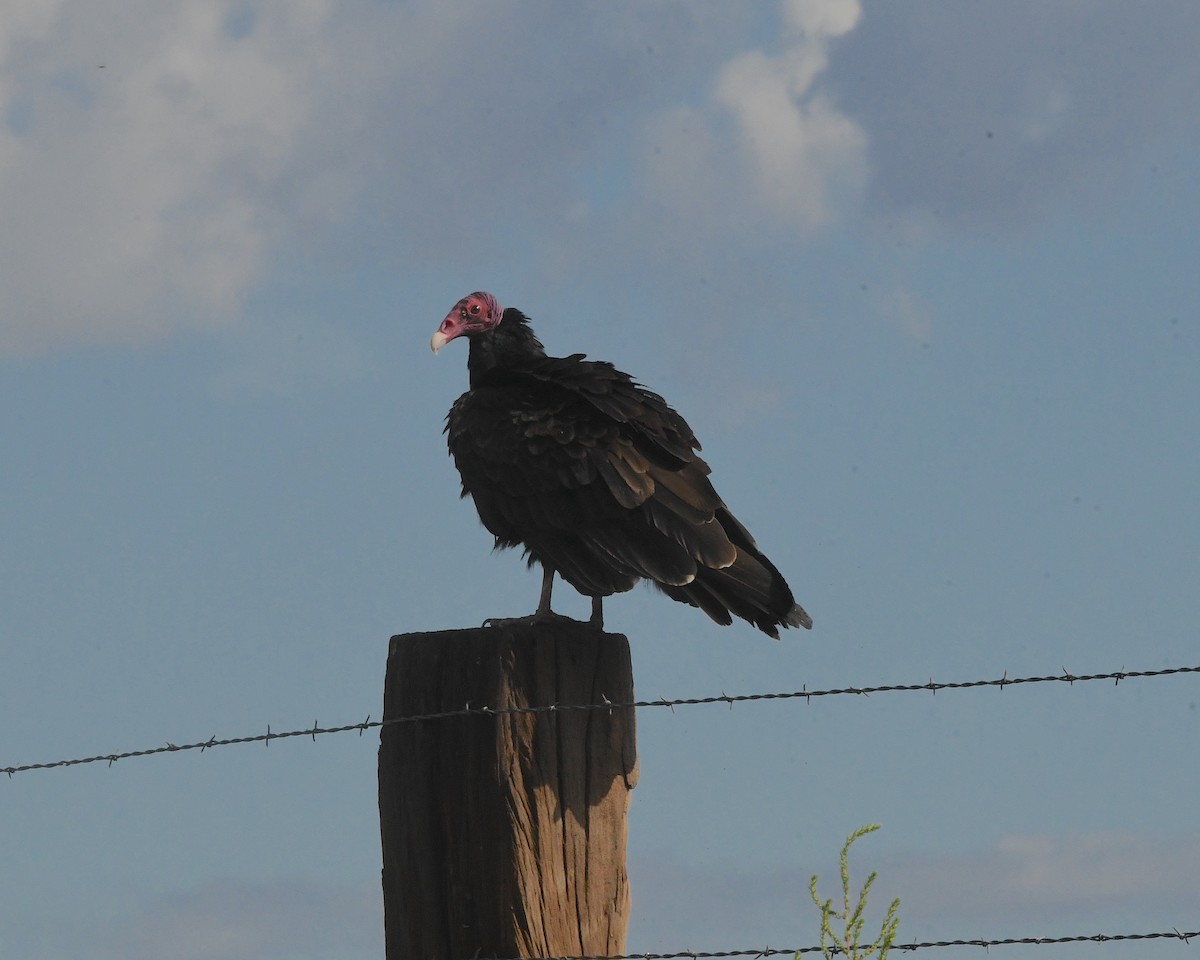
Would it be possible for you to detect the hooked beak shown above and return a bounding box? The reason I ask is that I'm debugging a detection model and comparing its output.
[430,312,468,354]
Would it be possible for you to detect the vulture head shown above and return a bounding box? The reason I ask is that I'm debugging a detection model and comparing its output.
[430,291,503,353]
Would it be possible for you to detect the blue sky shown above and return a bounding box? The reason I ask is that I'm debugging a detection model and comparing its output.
[2,2,1198,958]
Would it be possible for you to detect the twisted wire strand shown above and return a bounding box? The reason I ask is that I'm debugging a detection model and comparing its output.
[4,664,1198,777]
[499,926,1198,959]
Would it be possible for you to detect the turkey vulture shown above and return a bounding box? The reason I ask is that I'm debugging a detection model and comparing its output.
[431,292,812,637]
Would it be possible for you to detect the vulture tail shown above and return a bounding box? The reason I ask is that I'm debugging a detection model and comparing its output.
[661,507,812,637]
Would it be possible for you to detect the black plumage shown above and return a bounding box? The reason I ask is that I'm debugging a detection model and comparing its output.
[432,292,812,637]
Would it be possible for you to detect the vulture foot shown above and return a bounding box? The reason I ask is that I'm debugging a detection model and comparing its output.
[482,610,601,630]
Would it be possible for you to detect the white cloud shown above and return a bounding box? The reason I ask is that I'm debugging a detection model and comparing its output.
[784,0,861,38]
[0,2,763,358]
[0,2,346,356]
[641,0,867,232]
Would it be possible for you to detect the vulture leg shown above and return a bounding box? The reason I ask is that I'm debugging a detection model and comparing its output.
[483,565,606,630]
[484,565,570,628]
[535,564,555,618]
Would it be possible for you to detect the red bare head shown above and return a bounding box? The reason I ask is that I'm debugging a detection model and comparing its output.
[431,291,504,353]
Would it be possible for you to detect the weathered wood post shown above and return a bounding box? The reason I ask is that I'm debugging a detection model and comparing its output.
[378,620,639,960]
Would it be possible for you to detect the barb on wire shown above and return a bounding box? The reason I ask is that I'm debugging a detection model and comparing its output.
[489,927,1200,959]
[3,664,1198,778]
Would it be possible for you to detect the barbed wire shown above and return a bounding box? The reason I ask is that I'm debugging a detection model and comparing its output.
[4,663,1198,778]
[500,927,1198,959]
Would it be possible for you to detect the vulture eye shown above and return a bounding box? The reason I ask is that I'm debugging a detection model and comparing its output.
[469,303,481,315]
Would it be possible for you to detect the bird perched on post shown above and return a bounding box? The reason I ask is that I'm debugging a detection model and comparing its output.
[431,291,812,638]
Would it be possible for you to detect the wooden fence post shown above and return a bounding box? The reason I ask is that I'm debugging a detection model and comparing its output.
[378,620,639,960]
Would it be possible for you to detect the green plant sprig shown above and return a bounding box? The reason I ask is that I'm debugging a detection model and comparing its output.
[806,824,900,960]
